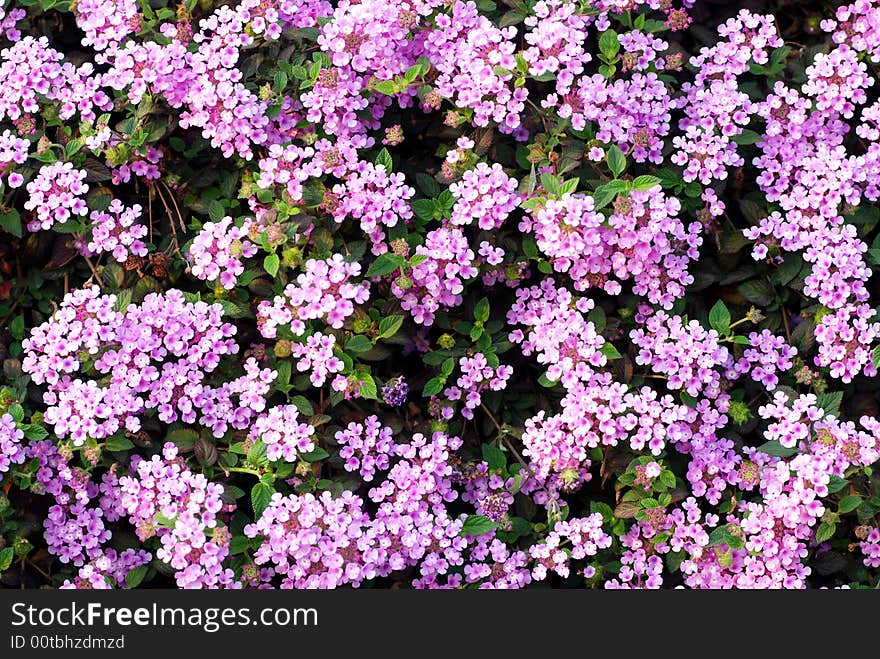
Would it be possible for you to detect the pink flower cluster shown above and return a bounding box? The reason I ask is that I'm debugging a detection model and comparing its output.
[631,309,732,399]
[529,514,611,580]
[24,162,89,232]
[334,415,396,482]
[117,443,237,588]
[672,11,782,183]
[448,163,521,230]
[289,333,344,387]
[392,225,478,326]
[20,287,275,443]
[250,405,316,463]
[87,200,149,264]
[257,254,369,338]
[0,413,24,475]
[330,161,415,254]
[188,216,257,289]
[443,353,513,420]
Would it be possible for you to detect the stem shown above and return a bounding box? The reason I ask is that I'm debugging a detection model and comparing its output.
[728,317,752,331]
[480,403,533,477]
[223,467,263,477]
[781,306,792,343]
[81,252,105,287]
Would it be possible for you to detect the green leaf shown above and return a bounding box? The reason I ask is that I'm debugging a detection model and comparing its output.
[599,29,620,59]
[827,476,849,494]
[708,300,731,335]
[125,565,149,588]
[273,70,288,92]
[374,147,393,172]
[373,79,399,96]
[756,440,799,458]
[708,525,743,549]
[290,395,314,416]
[0,210,22,238]
[9,315,24,340]
[738,279,775,306]
[460,514,497,536]
[377,315,404,339]
[422,377,444,398]
[263,253,280,277]
[873,345,880,370]
[474,298,490,323]
[166,428,197,451]
[482,444,506,472]
[207,200,225,222]
[366,253,402,278]
[300,447,330,462]
[250,483,274,518]
[815,522,836,544]
[732,129,762,145]
[540,173,560,197]
[0,547,14,572]
[357,374,378,400]
[8,403,23,423]
[631,175,660,190]
[411,198,435,222]
[606,145,626,178]
[771,253,803,286]
[816,391,843,418]
[345,335,373,354]
[229,535,249,555]
[593,179,628,210]
[600,343,622,359]
[838,495,862,514]
[22,424,48,441]
[105,436,134,452]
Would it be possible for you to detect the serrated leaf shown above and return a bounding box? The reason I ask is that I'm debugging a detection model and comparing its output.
[366,253,402,278]
[738,279,775,306]
[263,253,280,277]
[251,483,274,518]
[377,315,404,339]
[732,129,761,145]
[357,374,378,400]
[827,476,849,494]
[816,391,843,418]
[0,547,14,572]
[756,440,799,458]
[373,79,399,96]
[125,565,148,588]
[345,335,373,354]
[482,443,506,472]
[300,447,330,462]
[290,395,314,416]
[166,428,197,451]
[374,148,393,172]
[460,514,496,536]
[631,175,660,190]
[105,436,134,452]
[474,298,490,323]
[606,145,626,178]
[613,500,641,519]
[815,522,836,544]
[0,210,21,238]
[838,495,862,514]
[600,343,622,359]
[708,300,731,335]
[599,30,620,59]
[422,377,444,398]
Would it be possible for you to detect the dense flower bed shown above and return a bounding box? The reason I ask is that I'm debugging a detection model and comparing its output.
[1,0,880,589]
